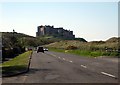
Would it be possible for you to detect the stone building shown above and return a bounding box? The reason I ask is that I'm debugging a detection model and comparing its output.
[36,25,75,39]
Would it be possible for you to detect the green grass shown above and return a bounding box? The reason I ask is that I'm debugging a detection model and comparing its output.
[0,51,32,75]
[48,48,65,52]
[49,48,92,57]
[45,39,119,52]
[67,50,93,57]
[49,48,119,57]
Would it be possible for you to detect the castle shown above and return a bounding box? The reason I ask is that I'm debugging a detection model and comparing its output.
[36,25,75,39]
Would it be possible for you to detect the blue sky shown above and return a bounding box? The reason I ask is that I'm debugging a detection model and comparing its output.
[0,2,118,41]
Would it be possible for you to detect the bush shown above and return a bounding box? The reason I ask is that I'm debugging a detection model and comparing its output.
[102,52,111,56]
[90,51,101,57]
[13,47,21,55]
[2,46,25,61]
[65,45,78,50]
[110,52,120,56]
[2,47,14,59]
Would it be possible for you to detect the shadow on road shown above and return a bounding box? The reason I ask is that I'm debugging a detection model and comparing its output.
[27,68,53,74]
[2,65,27,77]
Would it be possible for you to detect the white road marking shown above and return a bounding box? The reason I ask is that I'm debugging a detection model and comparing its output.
[48,53,55,56]
[69,61,73,63]
[63,58,65,60]
[101,72,116,78]
[81,65,87,68]
[49,53,57,58]
[47,53,74,63]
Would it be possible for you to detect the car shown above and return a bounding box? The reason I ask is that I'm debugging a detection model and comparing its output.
[44,48,48,51]
[37,46,44,53]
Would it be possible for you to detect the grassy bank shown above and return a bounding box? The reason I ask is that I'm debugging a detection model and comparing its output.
[49,48,119,57]
[44,38,119,57]
[0,51,32,76]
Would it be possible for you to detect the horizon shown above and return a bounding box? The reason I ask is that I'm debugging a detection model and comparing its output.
[0,1,118,41]
[1,31,119,42]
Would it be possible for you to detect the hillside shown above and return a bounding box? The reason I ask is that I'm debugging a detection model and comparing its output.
[45,37,119,51]
[2,32,36,48]
[2,32,61,48]
[2,32,119,52]
[1,32,119,57]
[45,37,119,57]
[106,37,120,43]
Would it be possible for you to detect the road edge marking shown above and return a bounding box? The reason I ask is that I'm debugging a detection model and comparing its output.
[81,65,87,68]
[101,72,117,79]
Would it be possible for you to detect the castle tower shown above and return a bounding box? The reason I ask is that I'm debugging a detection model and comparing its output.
[36,25,45,36]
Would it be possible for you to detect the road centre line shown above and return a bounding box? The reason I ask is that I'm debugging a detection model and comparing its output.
[47,53,55,56]
[63,58,65,60]
[49,53,57,57]
[40,53,118,80]
[81,65,87,68]
[46,53,73,63]
[101,72,117,79]
[50,53,117,79]
[69,61,73,63]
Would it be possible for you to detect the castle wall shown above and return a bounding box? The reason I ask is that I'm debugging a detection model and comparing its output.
[36,25,75,39]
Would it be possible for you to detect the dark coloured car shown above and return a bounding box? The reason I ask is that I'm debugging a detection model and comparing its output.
[37,46,44,53]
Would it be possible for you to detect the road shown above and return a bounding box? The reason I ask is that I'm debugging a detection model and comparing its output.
[2,51,118,83]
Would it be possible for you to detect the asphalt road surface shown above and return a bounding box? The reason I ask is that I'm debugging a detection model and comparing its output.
[2,51,119,83]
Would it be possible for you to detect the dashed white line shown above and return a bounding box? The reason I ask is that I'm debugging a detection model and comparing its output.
[81,65,87,68]
[43,53,118,79]
[69,61,73,63]
[101,72,116,78]
[48,53,56,57]
[47,53,74,63]
[63,58,65,60]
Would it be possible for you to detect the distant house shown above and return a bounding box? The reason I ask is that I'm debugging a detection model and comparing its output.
[36,25,75,39]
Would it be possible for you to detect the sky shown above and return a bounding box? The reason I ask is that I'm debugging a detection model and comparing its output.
[0,1,119,41]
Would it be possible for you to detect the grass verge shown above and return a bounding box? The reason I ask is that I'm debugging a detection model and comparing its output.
[48,48,119,57]
[0,51,32,76]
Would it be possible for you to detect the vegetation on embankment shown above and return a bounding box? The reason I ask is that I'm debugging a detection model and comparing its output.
[2,32,61,48]
[2,32,120,58]
[45,37,120,57]
[48,48,119,57]
[2,32,61,60]
[2,32,86,48]
[0,51,32,76]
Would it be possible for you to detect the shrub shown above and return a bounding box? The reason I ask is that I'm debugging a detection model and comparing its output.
[102,52,111,56]
[90,51,101,57]
[65,45,78,50]
[110,52,120,56]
